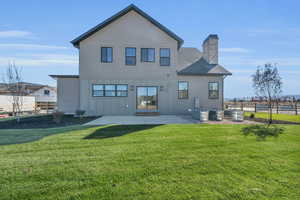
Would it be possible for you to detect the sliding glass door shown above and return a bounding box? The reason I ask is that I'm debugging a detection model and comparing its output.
[136,87,158,111]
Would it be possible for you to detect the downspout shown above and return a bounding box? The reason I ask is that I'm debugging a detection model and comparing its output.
[222,75,227,110]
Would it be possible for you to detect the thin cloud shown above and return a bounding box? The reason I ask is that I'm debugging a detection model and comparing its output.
[0,43,69,50]
[220,48,251,53]
[0,30,33,38]
[0,53,78,66]
[221,55,300,67]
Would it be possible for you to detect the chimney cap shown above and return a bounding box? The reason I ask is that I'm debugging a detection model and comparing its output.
[203,34,219,45]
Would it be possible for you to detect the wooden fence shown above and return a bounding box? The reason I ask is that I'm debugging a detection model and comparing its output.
[225,101,299,115]
[35,102,56,113]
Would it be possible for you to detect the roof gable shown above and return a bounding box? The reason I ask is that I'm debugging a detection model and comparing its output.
[71,4,184,48]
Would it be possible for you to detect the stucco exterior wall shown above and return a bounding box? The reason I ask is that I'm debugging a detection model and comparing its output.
[79,75,223,116]
[55,10,225,116]
[57,78,79,114]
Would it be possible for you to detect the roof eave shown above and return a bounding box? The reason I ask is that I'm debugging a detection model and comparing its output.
[49,75,79,79]
[177,72,232,76]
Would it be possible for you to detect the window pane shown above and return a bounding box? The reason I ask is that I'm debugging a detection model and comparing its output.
[141,48,147,62]
[105,91,115,96]
[160,57,170,66]
[93,84,104,90]
[126,48,136,56]
[117,85,127,91]
[101,48,107,62]
[107,48,112,62]
[105,85,115,91]
[179,82,188,90]
[148,48,155,62]
[179,91,188,99]
[209,90,218,98]
[141,48,155,62]
[209,82,218,90]
[126,56,136,65]
[160,48,170,57]
[117,91,127,97]
[93,90,104,97]
[101,47,112,62]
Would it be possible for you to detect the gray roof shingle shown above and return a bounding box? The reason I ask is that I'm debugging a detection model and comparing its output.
[177,58,232,76]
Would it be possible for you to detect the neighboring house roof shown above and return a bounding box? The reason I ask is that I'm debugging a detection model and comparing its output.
[49,75,79,79]
[70,4,184,49]
[177,58,232,76]
[0,82,56,96]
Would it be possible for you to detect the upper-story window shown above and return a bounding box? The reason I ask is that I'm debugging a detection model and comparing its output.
[208,82,219,99]
[44,90,50,95]
[101,47,113,63]
[125,47,136,65]
[178,81,188,99]
[160,48,170,66]
[141,48,155,62]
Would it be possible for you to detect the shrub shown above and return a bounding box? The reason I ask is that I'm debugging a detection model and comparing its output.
[242,125,285,141]
[52,110,64,124]
[249,113,255,119]
[75,109,86,118]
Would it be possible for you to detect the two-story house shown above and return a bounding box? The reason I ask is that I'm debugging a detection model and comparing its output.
[50,4,231,116]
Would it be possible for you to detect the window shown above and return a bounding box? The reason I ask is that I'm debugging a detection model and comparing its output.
[178,81,188,99]
[125,47,136,65]
[208,82,219,99]
[116,85,128,96]
[141,48,155,62]
[105,85,116,97]
[44,90,50,95]
[92,85,104,96]
[160,48,170,66]
[92,84,128,97]
[101,47,113,63]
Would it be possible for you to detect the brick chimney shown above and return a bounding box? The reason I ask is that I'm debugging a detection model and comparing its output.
[202,34,219,64]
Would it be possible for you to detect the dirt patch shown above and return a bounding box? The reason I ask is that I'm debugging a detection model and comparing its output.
[0,115,99,129]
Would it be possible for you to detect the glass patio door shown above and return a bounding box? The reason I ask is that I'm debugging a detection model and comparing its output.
[136,87,158,111]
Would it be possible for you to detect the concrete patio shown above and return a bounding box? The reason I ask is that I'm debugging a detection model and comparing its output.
[84,115,199,125]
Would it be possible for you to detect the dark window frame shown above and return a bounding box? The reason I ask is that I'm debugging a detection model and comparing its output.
[125,47,136,66]
[160,48,170,66]
[92,84,128,97]
[141,48,155,62]
[208,82,219,99]
[101,47,113,63]
[178,81,189,99]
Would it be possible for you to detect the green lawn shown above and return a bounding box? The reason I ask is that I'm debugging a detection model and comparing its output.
[0,124,299,200]
[245,112,300,123]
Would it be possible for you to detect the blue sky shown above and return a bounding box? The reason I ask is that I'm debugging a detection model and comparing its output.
[0,0,299,98]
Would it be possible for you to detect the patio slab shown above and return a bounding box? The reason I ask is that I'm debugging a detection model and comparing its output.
[84,115,199,125]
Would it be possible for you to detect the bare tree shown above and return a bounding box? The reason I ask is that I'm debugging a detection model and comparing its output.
[252,64,282,125]
[2,63,24,118]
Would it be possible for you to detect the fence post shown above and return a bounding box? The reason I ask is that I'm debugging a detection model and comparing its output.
[296,101,298,115]
[276,100,279,114]
[254,103,257,113]
[241,102,243,111]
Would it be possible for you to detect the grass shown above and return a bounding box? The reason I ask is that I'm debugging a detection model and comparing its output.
[245,112,300,123]
[0,124,299,200]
